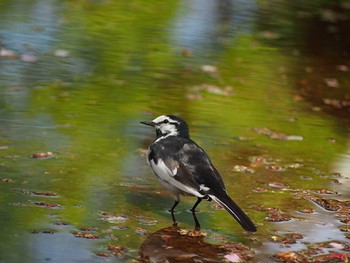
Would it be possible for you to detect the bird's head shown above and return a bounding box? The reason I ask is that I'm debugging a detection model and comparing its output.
[141,115,190,139]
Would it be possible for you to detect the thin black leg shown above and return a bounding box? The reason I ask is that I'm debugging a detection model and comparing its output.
[190,198,202,229]
[168,200,179,226]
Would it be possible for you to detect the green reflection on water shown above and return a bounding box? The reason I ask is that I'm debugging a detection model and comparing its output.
[0,0,349,262]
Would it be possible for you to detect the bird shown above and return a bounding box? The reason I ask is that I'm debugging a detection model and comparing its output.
[140,115,257,232]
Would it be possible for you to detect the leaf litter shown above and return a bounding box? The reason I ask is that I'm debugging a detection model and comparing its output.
[253,127,303,141]
[138,226,255,262]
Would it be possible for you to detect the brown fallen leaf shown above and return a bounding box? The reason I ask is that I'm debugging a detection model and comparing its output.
[32,229,56,234]
[266,165,286,172]
[305,196,341,211]
[53,221,69,226]
[251,205,279,213]
[273,252,306,262]
[1,178,14,183]
[265,212,291,222]
[311,253,348,262]
[31,152,54,159]
[96,253,109,257]
[34,201,60,209]
[298,208,314,214]
[73,232,100,239]
[310,189,338,195]
[253,127,303,141]
[79,226,98,232]
[253,187,268,192]
[232,165,255,174]
[339,226,350,232]
[107,245,127,256]
[270,233,303,244]
[33,191,57,197]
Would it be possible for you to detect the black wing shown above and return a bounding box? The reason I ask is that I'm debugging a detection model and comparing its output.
[150,137,256,232]
[176,140,227,195]
[150,137,227,196]
[174,138,257,232]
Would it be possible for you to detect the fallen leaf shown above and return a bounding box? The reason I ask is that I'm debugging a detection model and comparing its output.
[201,65,217,73]
[32,229,56,234]
[311,189,338,195]
[273,252,306,262]
[253,187,268,192]
[253,127,303,141]
[1,178,14,183]
[270,234,302,244]
[96,253,109,257]
[54,49,70,57]
[34,201,60,209]
[265,212,291,222]
[306,196,341,211]
[328,242,345,250]
[0,48,17,58]
[31,152,54,159]
[311,253,348,262]
[107,245,127,256]
[324,78,339,88]
[32,191,57,197]
[232,165,255,174]
[336,65,349,72]
[298,208,314,214]
[21,54,38,62]
[181,47,191,57]
[268,182,289,189]
[73,232,100,239]
[266,165,286,172]
[224,253,241,262]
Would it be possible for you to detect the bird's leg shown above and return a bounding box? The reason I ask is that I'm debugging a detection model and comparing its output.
[190,198,202,229]
[168,200,179,226]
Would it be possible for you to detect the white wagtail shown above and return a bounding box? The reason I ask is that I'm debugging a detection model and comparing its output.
[141,115,256,232]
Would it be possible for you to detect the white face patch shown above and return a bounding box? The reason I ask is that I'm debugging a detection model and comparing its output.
[152,115,180,138]
[152,115,170,123]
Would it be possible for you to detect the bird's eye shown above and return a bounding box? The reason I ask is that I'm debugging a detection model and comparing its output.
[163,119,169,124]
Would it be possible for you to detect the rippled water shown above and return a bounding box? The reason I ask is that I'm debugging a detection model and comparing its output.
[1,0,349,262]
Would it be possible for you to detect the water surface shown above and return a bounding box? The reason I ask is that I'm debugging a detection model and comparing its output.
[1,0,349,262]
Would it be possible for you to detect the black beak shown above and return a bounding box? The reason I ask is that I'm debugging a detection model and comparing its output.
[140,121,155,127]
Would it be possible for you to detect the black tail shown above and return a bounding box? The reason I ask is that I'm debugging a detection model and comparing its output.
[210,193,257,232]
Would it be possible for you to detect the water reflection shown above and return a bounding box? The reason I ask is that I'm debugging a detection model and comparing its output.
[1,0,350,262]
[171,0,256,59]
[0,0,61,86]
[139,226,227,262]
[332,142,350,199]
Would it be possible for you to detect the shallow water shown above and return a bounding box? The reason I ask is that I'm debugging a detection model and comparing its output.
[1,0,349,262]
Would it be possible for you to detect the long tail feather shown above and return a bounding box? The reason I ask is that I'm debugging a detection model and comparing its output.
[210,194,257,232]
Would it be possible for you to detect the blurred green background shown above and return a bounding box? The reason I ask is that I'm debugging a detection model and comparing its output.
[0,0,349,262]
